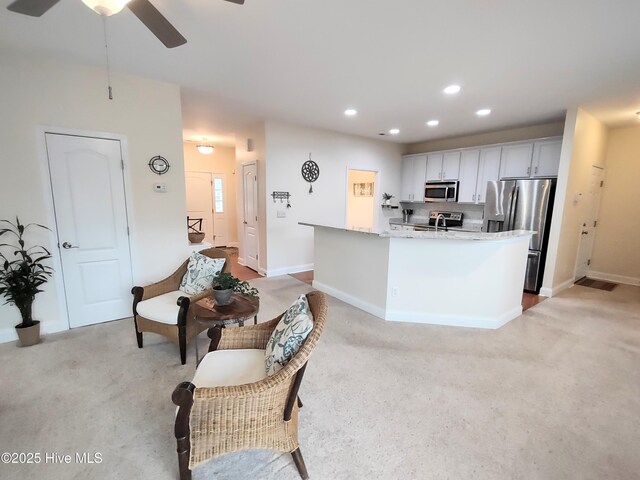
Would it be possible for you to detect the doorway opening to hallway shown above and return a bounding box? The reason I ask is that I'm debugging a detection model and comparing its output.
[346,169,378,230]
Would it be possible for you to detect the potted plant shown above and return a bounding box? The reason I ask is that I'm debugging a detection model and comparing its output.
[0,218,54,346]
[211,271,259,306]
[382,192,394,206]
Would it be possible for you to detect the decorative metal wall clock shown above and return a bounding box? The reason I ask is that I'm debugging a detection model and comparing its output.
[301,153,319,193]
[148,155,170,175]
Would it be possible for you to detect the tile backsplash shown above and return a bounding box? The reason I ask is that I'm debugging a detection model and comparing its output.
[396,201,484,227]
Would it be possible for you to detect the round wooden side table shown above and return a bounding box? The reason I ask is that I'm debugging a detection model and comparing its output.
[192,294,259,366]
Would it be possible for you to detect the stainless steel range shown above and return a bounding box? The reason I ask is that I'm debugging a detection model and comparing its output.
[428,211,463,228]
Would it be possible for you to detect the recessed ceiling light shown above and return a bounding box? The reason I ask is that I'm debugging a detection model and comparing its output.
[344,108,358,117]
[443,84,461,95]
[389,128,400,135]
[476,108,492,116]
[636,111,640,119]
[426,120,439,127]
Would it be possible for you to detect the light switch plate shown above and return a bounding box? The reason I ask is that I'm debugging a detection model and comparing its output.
[153,183,167,193]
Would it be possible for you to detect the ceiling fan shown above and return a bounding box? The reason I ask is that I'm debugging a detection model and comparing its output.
[6,0,245,48]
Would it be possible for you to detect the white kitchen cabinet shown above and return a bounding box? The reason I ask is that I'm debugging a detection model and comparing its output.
[457,150,480,203]
[426,152,460,181]
[425,153,443,181]
[476,147,502,203]
[457,147,501,204]
[400,154,427,201]
[499,143,534,179]
[532,139,562,177]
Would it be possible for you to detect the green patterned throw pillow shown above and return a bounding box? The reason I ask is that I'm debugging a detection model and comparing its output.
[179,252,225,295]
[265,294,314,376]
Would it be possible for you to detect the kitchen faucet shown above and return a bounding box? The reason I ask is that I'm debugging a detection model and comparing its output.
[434,214,447,232]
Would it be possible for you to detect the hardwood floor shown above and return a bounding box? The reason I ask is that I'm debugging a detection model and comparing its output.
[522,292,546,311]
[225,249,261,281]
[288,269,546,311]
[288,270,314,285]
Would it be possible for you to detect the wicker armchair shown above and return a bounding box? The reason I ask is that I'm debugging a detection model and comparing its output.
[131,248,230,365]
[172,290,328,480]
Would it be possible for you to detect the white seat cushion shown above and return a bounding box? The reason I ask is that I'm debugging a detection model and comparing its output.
[136,290,185,325]
[193,349,267,387]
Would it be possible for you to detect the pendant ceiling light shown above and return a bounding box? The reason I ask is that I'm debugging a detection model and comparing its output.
[81,0,131,16]
[197,139,214,155]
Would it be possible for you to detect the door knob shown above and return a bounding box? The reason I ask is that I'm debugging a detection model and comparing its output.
[62,242,78,249]
[243,221,248,225]
[581,231,588,235]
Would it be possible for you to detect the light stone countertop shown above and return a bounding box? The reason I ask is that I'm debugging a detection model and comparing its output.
[299,222,534,241]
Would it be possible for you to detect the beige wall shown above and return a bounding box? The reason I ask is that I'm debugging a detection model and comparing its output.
[405,121,565,154]
[183,144,238,245]
[542,109,609,293]
[0,50,187,341]
[589,125,640,284]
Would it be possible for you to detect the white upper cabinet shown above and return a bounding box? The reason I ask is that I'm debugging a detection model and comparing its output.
[400,154,427,201]
[426,152,460,181]
[457,150,480,203]
[499,138,561,179]
[500,143,534,178]
[476,147,502,203]
[425,153,443,181]
[532,139,562,177]
[457,147,501,204]
[442,152,461,180]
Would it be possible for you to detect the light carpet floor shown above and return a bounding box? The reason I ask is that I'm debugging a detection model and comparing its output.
[0,277,639,480]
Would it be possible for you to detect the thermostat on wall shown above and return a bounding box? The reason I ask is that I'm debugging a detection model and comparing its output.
[153,183,167,193]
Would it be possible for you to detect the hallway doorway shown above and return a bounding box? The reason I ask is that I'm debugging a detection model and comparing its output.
[346,169,378,230]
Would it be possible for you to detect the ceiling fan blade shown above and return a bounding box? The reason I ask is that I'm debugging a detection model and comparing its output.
[127,0,187,49]
[223,0,245,4]
[6,0,60,17]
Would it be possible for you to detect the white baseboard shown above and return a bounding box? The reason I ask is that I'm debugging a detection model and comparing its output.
[267,263,314,277]
[237,257,246,266]
[313,280,519,329]
[227,242,239,248]
[588,271,640,286]
[0,319,69,344]
[539,277,575,298]
[385,305,522,330]
[312,280,387,319]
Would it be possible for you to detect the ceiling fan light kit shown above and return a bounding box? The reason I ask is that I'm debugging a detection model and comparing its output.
[81,0,131,16]
[7,0,245,48]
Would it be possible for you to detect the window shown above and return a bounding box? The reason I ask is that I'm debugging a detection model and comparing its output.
[214,178,224,213]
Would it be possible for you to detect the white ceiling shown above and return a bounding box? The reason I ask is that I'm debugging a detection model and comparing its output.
[2,0,640,147]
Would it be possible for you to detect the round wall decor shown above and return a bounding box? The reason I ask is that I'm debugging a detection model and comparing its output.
[301,154,319,193]
[149,155,170,175]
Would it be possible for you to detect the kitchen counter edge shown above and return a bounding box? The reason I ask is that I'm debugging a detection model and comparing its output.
[299,222,534,241]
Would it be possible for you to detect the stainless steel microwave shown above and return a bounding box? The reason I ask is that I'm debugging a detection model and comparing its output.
[424,181,458,202]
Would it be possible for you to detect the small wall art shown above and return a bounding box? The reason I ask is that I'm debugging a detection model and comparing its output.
[353,182,374,197]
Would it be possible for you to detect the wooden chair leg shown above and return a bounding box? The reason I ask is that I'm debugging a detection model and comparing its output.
[291,448,309,480]
[173,382,195,480]
[133,317,143,348]
[297,396,303,408]
[178,326,187,365]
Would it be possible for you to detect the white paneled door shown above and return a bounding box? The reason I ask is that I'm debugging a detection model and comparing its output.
[242,163,259,271]
[575,165,605,280]
[45,133,133,328]
[185,171,228,247]
[185,172,215,244]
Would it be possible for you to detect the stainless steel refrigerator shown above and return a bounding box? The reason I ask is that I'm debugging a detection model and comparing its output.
[482,179,556,293]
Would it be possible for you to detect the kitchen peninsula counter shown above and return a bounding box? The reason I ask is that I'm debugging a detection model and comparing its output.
[301,222,534,329]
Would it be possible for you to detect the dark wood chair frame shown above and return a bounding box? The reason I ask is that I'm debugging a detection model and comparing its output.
[131,248,230,365]
[172,327,310,479]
